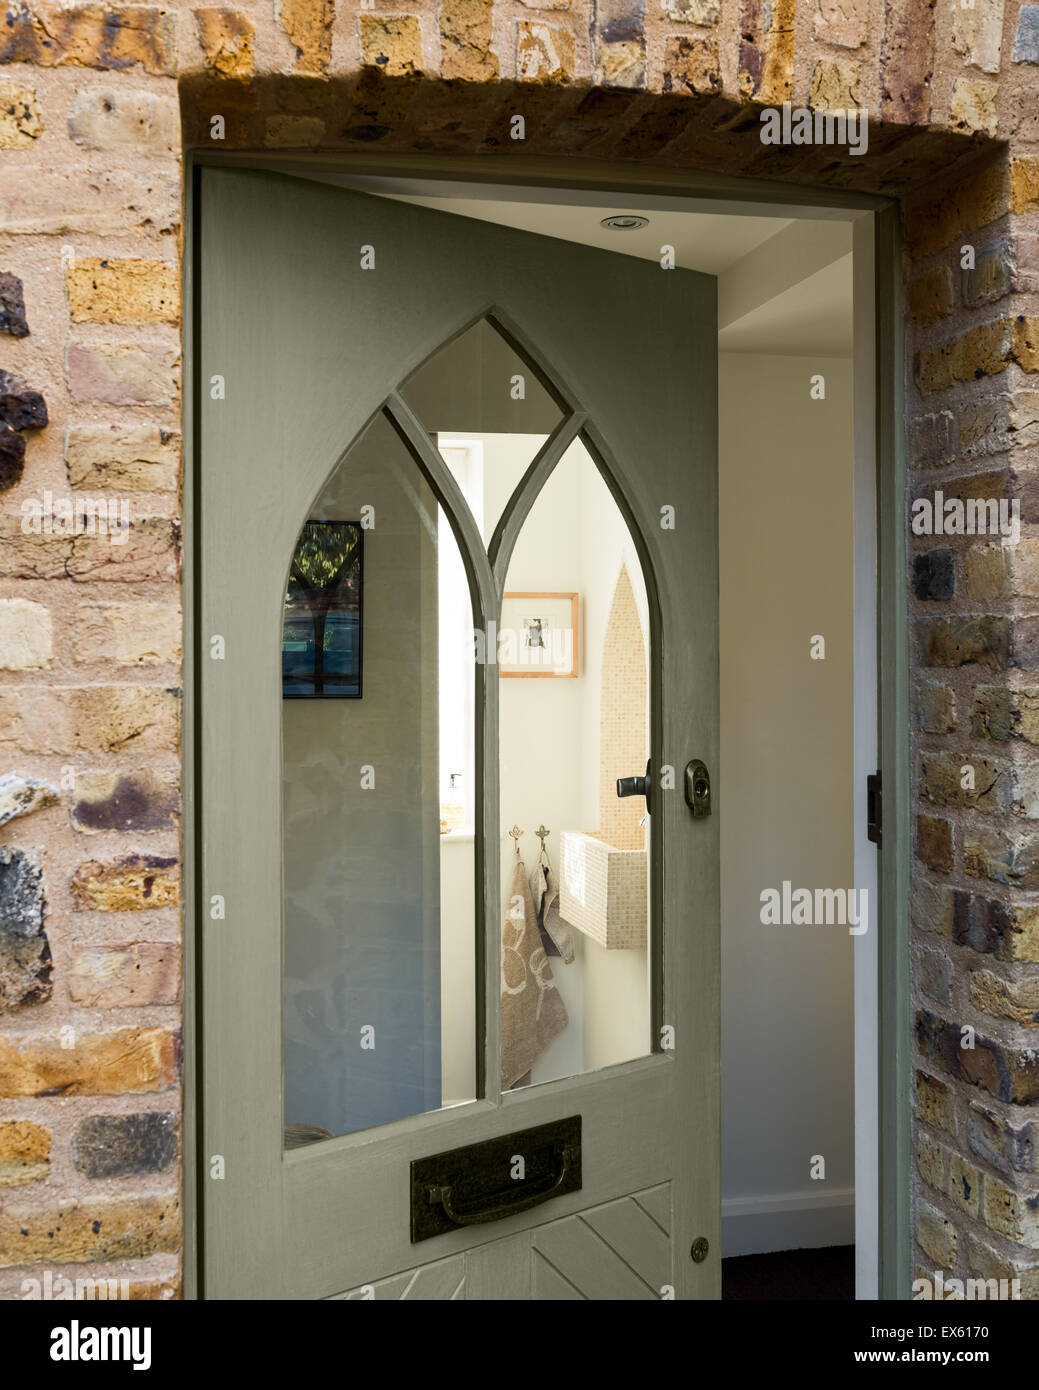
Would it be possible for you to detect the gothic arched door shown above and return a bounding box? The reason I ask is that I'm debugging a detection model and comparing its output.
[197,167,719,1300]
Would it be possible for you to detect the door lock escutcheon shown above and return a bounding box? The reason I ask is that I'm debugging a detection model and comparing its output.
[684,760,711,817]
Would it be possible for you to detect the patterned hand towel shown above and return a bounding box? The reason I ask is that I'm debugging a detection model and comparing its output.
[501,857,569,1090]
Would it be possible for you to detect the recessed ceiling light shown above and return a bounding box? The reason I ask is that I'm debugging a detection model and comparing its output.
[600,214,650,231]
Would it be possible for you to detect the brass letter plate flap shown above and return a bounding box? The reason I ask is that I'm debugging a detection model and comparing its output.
[410,1115,582,1243]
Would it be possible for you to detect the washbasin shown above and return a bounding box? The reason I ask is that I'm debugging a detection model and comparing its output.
[558,830,647,950]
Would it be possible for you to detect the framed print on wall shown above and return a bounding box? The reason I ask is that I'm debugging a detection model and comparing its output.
[499,591,579,679]
[282,520,364,698]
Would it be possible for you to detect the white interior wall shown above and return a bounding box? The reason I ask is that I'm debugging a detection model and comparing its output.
[719,352,856,1256]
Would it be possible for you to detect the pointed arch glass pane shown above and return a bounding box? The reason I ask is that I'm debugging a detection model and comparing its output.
[281,410,477,1147]
[399,317,567,546]
[498,434,653,1093]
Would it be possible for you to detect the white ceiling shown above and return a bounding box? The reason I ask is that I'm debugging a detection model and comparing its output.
[367,193,790,276]
[287,171,855,358]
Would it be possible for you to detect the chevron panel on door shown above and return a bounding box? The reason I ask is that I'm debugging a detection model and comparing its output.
[531,1183,673,1300]
[328,1183,672,1300]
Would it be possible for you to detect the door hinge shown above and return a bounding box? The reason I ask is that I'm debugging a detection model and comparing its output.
[867,771,882,847]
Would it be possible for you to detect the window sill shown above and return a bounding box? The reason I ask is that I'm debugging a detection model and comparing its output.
[440,826,475,843]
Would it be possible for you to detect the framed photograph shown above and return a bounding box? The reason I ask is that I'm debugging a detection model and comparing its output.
[499,592,579,679]
[282,520,363,698]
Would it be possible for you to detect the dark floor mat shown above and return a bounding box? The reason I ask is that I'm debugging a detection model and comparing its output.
[722,1244,855,1300]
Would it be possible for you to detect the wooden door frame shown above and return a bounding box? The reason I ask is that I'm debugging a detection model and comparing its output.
[181,152,908,1301]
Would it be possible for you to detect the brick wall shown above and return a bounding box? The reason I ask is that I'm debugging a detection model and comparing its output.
[0,0,1035,1300]
[905,142,1039,1293]
[0,3,184,1299]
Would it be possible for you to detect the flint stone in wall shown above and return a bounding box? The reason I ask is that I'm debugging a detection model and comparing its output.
[0,773,58,828]
[71,1111,179,1178]
[0,273,28,338]
[0,847,51,1010]
[0,423,25,491]
[0,370,47,430]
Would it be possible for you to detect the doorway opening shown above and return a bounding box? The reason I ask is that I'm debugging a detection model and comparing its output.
[716,221,865,1299]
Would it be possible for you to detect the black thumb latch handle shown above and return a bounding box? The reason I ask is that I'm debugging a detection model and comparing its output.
[616,759,652,814]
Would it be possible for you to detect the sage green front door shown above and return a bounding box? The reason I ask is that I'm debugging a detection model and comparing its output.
[197,167,719,1299]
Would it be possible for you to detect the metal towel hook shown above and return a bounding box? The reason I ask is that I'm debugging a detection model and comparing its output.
[508,825,524,856]
[535,824,550,860]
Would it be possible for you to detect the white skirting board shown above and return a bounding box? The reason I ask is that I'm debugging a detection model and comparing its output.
[722,1189,855,1258]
